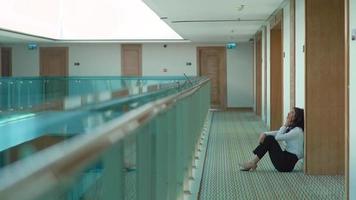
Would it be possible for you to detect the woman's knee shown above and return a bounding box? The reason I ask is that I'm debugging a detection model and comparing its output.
[264,135,275,143]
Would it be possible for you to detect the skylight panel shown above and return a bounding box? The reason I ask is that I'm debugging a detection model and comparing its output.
[0,0,61,38]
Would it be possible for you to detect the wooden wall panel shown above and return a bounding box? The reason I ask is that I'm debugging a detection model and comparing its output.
[1,48,12,77]
[256,32,262,116]
[305,0,346,175]
[270,23,283,131]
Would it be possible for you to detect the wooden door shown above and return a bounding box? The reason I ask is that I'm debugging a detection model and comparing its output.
[40,47,68,76]
[1,48,12,77]
[270,22,283,130]
[256,33,262,116]
[40,47,69,101]
[305,0,346,175]
[121,44,142,76]
[198,47,227,109]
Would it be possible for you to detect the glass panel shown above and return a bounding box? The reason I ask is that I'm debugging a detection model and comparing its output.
[0,76,210,200]
[0,76,203,165]
[0,76,199,112]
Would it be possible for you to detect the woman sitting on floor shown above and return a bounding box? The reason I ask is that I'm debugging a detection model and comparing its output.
[239,107,304,172]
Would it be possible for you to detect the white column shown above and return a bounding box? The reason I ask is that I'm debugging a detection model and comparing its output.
[295,0,305,108]
[283,1,291,119]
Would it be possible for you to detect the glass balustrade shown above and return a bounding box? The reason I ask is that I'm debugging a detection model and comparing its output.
[0,76,210,200]
[0,76,198,112]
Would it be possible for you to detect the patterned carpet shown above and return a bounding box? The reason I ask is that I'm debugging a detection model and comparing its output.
[199,111,345,200]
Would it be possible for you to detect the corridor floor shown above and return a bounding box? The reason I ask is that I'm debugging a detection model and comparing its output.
[198,111,344,200]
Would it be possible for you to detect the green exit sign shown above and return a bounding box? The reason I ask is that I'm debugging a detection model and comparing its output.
[226,42,237,49]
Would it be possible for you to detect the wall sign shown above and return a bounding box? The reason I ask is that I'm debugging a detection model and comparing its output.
[226,42,237,49]
[27,43,37,50]
[352,29,356,41]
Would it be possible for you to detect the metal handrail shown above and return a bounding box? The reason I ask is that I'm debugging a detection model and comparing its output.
[0,77,210,200]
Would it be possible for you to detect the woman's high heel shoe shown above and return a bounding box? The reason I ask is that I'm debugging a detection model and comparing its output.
[239,162,257,171]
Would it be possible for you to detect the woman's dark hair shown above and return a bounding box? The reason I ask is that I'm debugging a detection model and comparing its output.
[290,107,304,131]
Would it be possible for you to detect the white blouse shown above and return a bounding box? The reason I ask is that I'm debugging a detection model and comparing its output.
[265,126,304,159]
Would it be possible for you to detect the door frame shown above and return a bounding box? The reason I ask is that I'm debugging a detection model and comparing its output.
[39,47,69,76]
[197,46,227,110]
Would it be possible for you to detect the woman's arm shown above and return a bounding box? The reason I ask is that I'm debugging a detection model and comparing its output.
[264,126,288,136]
[275,127,302,141]
[259,127,286,143]
[264,131,278,136]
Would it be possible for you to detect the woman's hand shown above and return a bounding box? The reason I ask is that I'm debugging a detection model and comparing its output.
[285,116,292,127]
[258,133,266,143]
[285,109,296,127]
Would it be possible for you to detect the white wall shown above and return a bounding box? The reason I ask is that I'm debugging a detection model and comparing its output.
[295,0,305,108]
[350,0,356,198]
[69,44,121,76]
[226,42,253,108]
[142,44,196,76]
[12,43,122,76]
[283,1,291,119]
[12,45,39,76]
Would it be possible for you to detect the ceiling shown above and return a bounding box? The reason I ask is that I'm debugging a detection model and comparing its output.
[143,0,284,43]
[0,0,284,44]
